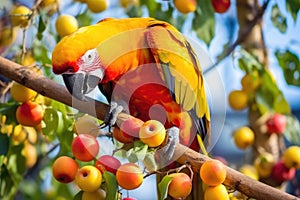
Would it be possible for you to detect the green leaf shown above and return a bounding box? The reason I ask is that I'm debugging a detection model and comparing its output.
[103,171,118,200]
[140,0,159,18]
[77,11,93,27]
[0,134,9,156]
[158,175,173,200]
[0,102,19,125]
[286,0,300,22]
[37,15,46,40]
[33,41,52,65]
[143,149,157,171]
[0,164,15,199]
[283,115,300,145]
[275,50,300,86]
[192,0,215,46]
[126,5,143,18]
[73,191,83,200]
[271,4,287,33]
[42,108,60,137]
[255,71,290,114]
[237,49,263,73]
[133,141,148,161]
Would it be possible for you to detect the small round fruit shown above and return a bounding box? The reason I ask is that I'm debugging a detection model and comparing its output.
[266,113,286,134]
[12,124,27,145]
[22,141,37,168]
[10,5,32,27]
[233,126,255,150]
[211,0,231,14]
[204,184,229,200]
[174,0,197,14]
[95,155,121,174]
[272,161,296,183]
[86,0,109,13]
[82,189,106,200]
[55,14,78,37]
[74,114,101,137]
[168,173,192,199]
[241,72,261,93]
[282,146,300,169]
[11,82,37,102]
[0,27,16,47]
[116,163,143,190]
[75,165,102,192]
[139,120,166,147]
[200,159,227,186]
[113,126,134,143]
[254,152,275,178]
[71,134,99,162]
[239,165,259,180]
[120,117,144,138]
[52,156,79,183]
[16,101,43,127]
[228,90,248,110]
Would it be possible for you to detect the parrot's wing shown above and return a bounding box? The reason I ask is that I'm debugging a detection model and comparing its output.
[146,23,210,139]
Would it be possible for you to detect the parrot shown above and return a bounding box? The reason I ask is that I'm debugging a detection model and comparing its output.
[52,17,210,199]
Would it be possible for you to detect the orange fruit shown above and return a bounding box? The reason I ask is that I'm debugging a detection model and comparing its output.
[200,159,227,186]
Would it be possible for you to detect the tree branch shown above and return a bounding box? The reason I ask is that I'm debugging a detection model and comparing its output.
[0,56,298,200]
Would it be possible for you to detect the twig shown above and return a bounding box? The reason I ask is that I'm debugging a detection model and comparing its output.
[204,0,270,74]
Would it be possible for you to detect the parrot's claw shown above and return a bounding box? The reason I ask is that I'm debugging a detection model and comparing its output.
[156,127,180,168]
[99,101,123,132]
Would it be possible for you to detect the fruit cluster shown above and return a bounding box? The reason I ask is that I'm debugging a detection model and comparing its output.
[173,0,231,14]
[200,159,229,200]
[52,118,171,199]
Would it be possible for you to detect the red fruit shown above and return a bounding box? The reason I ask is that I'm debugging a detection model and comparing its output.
[72,134,99,162]
[95,155,121,174]
[272,161,295,183]
[266,113,287,134]
[122,198,137,200]
[113,127,134,143]
[120,117,144,138]
[16,101,43,126]
[52,156,79,183]
[211,0,231,13]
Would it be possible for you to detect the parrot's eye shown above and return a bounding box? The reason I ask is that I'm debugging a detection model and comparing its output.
[82,49,97,66]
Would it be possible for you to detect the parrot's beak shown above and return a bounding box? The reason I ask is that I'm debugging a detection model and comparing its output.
[62,69,103,101]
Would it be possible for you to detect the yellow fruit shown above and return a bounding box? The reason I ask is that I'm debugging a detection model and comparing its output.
[12,124,27,145]
[22,141,38,168]
[10,5,32,27]
[204,184,229,200]
[139,120,166,147]
[0,27,16,47]
[86,0,109,13]
[228,90,248,110]
[40,0,60,15]
[23,126,38,144]
[174,0,197,14]
[241,72,261,92]
[282,146,300,169]
[11,82,37,102]
[75,165,102,192]
[239,164,259,180]
[254,152,275,178]
[233,126,255,150]
[120,0,139,8]
[55,15,78,37]
[21,51,35,66]
[82,189,106,200]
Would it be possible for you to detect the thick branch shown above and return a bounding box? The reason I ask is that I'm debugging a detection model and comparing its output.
[0,56,298,200]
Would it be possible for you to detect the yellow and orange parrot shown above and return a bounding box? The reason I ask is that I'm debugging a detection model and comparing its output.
[52,17,210,199]
[52,17,210,161]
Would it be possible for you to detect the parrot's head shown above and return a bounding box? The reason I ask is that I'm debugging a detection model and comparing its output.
[52,25,105,101]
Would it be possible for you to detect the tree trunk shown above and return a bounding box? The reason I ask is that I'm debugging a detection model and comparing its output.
[236,0,285,187]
